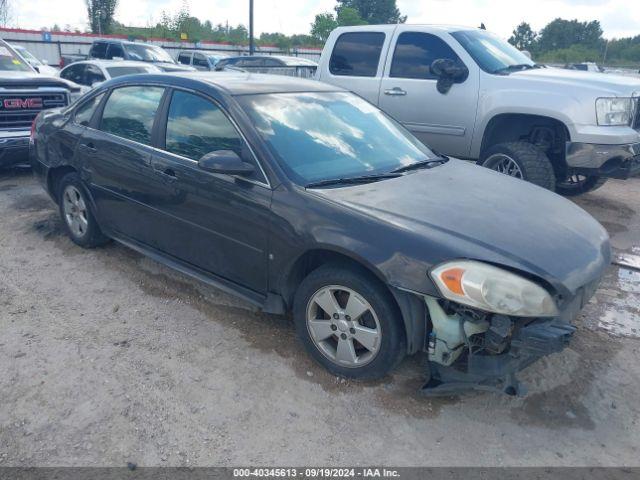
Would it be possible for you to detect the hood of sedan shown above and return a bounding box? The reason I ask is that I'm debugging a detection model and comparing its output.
[310,159,611,295]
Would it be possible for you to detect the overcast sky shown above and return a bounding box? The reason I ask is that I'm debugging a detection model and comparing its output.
[10,0,640,40]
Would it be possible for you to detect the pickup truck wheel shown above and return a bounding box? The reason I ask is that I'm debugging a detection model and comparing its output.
[555,174,607,197]
[293,264,406,380]
[58,173,110,248]
[480,142,556,191]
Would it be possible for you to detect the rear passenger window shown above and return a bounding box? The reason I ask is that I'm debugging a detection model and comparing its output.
[105,43,125,59]
[178,52,191,65]
[90,42,107,59]
[390,32,462,80]
[100,86,164,145]
[74,93,104,126]
[329,32,385,77]
[165,90,243,160]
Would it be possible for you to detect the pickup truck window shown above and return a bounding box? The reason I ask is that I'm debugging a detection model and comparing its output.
[100,86,164,145]
[329,32,385,77]
[390,32,462,80]
[165,90,243,160]
[90,42,108,59]
[451,30,534,74]
[193,53,209,68]
[124,44,174,63]
[106,43,125,59]
[238,91,437,184]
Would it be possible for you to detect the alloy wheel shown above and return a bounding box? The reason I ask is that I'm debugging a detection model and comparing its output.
[484,153,524,179]
[305,285,381,368]
[62,185,89,238]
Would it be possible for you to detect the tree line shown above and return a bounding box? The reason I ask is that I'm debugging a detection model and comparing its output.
[509,19,640,66]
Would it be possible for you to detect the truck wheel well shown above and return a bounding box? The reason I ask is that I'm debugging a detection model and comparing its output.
[47,166,78,203]
[481,114,570,174]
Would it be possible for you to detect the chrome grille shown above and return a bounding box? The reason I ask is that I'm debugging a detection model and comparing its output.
[0,92,67,130]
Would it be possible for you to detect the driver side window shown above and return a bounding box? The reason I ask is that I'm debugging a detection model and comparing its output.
[390,32,462,80]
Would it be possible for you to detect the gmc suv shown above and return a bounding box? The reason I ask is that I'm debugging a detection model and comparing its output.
[0,38,80,168]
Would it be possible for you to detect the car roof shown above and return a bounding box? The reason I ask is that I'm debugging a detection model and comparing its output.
[180,49,229,56]
[127,71,345,95]
[65,60,158,69]
[333,24,478,33]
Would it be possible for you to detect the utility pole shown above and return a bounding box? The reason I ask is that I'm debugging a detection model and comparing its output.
[249,0,255,55]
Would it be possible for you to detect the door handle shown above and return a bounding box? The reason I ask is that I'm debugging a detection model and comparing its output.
[155,168,178,182]
[80,142,97,153]
[383,87,407,96]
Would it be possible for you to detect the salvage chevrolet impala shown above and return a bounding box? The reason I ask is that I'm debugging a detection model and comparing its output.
[30,72,611,395]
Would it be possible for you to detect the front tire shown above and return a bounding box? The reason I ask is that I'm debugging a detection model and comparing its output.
[293,264,406,380]
[57,172,110,248]
[480,141,556,191]
[555,174,607,196]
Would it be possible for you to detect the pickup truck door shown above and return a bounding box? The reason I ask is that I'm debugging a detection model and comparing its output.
[378,29,479,159]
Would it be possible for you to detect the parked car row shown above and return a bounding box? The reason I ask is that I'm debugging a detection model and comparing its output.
[4,24,640,397]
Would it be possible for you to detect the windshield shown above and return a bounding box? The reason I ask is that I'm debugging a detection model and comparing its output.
[451,30,535,73]
[238,92,438,185]
[0,43,34,72]
[14,46,42,66]
[124,44,174,63]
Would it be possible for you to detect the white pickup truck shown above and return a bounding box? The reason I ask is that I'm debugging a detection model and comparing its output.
[316,25,640,195]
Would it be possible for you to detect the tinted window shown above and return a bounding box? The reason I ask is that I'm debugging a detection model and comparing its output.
[391,32,462,79]
[85,65,105,85]
[165,90,243,160]
[100,86,164,145]
[193,53,208,68]
[106,43,125,59]
[60,64,86,84]
[178,52,191,65]
[237,58,265,67]
[263,58,283,67]
[90,42,108,58]
[75,93,104,126]
[329,32,385,77]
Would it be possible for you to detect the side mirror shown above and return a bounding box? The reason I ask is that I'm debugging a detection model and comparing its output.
[198,150,254,176]
[430,59,469,94]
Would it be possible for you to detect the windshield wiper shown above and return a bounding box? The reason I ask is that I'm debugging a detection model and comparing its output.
[493,63,541,74]
[391,156,448,174]
[305,173,401,188]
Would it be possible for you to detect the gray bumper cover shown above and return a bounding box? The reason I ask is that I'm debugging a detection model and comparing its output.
[566,141,640,179]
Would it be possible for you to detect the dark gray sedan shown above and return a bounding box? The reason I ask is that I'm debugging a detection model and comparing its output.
[30,72,610,396]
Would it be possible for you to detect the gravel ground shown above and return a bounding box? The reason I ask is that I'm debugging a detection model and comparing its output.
[0,168,639,467]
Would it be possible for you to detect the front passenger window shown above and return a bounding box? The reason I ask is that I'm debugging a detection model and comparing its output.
[100,86,164,145]
[165,90,243,161]
[390,32,463,80]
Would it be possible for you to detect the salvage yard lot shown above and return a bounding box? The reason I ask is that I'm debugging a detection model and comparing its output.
[1,168,639,466]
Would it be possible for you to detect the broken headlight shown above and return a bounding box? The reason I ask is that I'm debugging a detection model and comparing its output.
[430,260,558,317]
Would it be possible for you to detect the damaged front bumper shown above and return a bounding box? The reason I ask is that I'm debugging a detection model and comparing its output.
[565,141,640,179]
[423,319,575,396]
[420,277,599,396]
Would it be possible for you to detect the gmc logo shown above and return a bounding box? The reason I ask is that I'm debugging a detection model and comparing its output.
[2,98,43,109]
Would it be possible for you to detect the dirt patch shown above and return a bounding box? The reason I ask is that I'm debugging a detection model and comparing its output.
[30,214,65,240]
[11,193,52,212]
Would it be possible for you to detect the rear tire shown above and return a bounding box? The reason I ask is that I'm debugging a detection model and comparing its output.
[480,141,556,191]
[293,264,405,380]
[555,174,607,197]
[57,172,110,248]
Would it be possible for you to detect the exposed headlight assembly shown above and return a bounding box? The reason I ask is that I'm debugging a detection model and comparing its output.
[595,97,637,126]
[430,260,558,317]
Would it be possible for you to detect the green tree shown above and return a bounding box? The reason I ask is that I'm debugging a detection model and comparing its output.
[85,0,118,34]
[0,0,10,26]
[311,12,338,43]
[336,6,367,26]
[335,0,406,24]
[508,22,537,52]
[537,18,603,52]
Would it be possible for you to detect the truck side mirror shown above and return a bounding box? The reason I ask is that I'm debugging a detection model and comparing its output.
[430,59,469,94]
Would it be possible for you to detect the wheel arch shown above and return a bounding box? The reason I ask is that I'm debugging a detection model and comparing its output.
[281,247,426,354]
[479,113,571,174]
[47,165,79,203]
